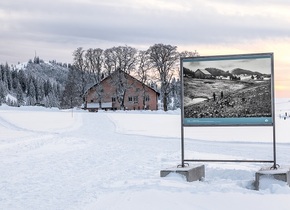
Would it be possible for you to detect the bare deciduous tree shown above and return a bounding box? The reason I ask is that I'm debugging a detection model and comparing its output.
[73,47,88,96]
[136,50,151,109]
[179,50,199,58]
[85,48,104,84]
[104,46,137,75]
[148,43,179,111]
[60,66,83,108]
[104,46,138,109]
[84,48,105,108]
[103,47,117,76]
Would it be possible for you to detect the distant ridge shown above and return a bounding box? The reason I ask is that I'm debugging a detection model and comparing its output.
[205,68,231,77]
[231,68,262,75]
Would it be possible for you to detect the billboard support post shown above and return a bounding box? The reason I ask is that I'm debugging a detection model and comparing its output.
[272,124,277,169]
[271,53,277,168]
[180,125,185,167]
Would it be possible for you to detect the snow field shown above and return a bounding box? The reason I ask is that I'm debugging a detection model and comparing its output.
[0,100,290,210]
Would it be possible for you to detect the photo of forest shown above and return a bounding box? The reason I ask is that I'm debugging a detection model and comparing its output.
[182,54,273,119]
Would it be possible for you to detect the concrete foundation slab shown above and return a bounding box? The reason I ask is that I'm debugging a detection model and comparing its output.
[160,165,205,182]
[255,167,290,190]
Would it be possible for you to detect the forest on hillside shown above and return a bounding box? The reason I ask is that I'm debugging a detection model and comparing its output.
[0,60,66,108]
[0,44,198,110]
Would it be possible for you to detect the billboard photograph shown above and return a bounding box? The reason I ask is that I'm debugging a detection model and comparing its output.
[181,53,274,126]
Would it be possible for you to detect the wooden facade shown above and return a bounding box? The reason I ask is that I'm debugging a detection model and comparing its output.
[83,70,159,111]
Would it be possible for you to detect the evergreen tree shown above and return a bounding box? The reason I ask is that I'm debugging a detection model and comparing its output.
[3,63,12,91]
[169,77,181,110]
[34,56,40,64]
[60,67,82,108]
[27,80,36,105]
[47,92,59,107]
[0,65,3,82]
[53,83,61,107]
[32,78,39,102]
[16,84,24,106]
[0,82,6,104]
[37,79,45,103]
[12,76,19,90]
[2,66,8,90]
[44,80,53,96]
[18,70,27,93]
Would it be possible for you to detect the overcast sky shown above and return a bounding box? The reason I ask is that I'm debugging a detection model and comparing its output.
[1,0,289,96]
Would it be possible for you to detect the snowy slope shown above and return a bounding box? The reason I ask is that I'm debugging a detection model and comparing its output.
[0,100,290,210]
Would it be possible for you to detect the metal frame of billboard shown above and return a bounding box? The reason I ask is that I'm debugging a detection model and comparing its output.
[180,52,277,168]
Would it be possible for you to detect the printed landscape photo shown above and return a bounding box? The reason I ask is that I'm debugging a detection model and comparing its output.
[182,54,273,122]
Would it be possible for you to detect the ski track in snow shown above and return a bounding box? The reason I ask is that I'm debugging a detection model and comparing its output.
[0,115,29,131]
[1,104,290,210]
[0,111,181,209]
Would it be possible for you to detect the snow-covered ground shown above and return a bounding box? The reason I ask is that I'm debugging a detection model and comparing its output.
[1,99,290,210]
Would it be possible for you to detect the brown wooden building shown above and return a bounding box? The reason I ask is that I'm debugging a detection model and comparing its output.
[83,70,159,111]
[195,69,213,79]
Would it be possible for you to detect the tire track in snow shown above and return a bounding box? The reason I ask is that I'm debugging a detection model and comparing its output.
[0,112,83,156]
[0,115,33,132]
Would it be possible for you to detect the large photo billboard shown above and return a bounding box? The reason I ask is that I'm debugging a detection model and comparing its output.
[181,53,274,126]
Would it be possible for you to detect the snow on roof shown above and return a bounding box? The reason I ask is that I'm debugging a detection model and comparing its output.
[196,69,211,75]
[84,70,159,96]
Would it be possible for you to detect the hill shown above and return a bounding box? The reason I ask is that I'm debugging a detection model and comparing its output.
[15,61,69,85]
[0,60,70,107]
[231,68,262,76]
[205,68,231,77]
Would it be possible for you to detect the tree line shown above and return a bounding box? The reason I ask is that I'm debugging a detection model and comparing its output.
[62,43,198,111]
[1,43,198,111]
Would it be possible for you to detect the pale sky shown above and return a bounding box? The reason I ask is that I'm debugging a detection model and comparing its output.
[183,55,272,74]
[0,0,289,97]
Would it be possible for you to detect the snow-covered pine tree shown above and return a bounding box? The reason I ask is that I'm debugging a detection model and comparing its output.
[16,84,24,106]
[0,65,3,82]
[0,82,6,105]
[18,70,27,93]
[60,66,83,109]
[26,79,36,105]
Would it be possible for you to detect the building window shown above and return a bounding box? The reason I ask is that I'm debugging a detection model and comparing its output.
[133,96,138,103]
[128,96,133,102]
[91,100,94,102]
[145,95,150,101]
[112,97,116,102]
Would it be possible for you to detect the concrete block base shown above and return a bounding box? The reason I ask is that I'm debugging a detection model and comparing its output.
[255,167,290,190]
[160,164,205,182]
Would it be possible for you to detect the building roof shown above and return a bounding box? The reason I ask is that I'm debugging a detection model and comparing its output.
[196,69,212,75]
[84,69,159,96]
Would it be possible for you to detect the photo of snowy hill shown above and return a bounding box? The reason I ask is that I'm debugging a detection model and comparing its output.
[1,98,290,210]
